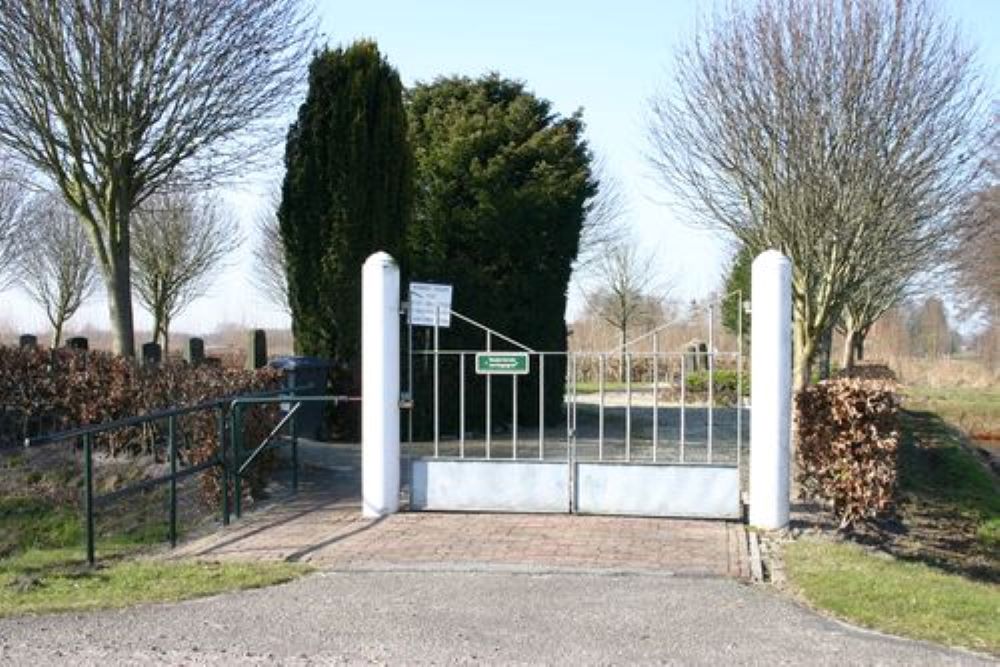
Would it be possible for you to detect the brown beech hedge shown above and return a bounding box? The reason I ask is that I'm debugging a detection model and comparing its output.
[0,345,284,506]
[795,377,901,528]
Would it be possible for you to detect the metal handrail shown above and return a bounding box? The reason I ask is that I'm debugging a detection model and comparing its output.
[23,385,308,447]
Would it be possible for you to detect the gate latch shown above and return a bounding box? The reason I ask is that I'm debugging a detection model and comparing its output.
[399,391,414,410]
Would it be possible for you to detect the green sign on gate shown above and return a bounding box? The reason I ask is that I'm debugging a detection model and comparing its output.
[475,352,530,375]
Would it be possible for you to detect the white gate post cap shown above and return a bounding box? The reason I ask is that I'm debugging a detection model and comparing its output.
[752,249,791,268]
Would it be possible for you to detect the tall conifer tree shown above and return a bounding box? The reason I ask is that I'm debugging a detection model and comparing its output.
[279,41,411,371]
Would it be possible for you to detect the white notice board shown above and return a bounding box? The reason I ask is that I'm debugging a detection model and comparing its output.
[409,282,453,327]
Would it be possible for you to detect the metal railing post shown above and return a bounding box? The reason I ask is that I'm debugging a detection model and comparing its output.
[218,407,230,526]
[83,434,95,567]
[168,415,177,548]
[290,406,299,493]
[233,405,242,519]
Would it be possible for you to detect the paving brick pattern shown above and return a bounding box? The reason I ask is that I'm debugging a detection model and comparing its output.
[171,491,750,578]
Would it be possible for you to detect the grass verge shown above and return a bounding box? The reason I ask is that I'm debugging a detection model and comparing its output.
[0,496,310,617]
[0,548,309,617]
[784,538,999,655]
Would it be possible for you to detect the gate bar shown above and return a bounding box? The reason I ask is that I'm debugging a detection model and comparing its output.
[680,354,686,463]
[737,290,744,469]
[486,331,492,458]
[652,338,659,462]
[434,306,440,458]
[598,353,605,461]
[625,352,632,462]
[459,353,465,458]
[538,354,545,460]
[707,303,714,464]
[512,375,518,459]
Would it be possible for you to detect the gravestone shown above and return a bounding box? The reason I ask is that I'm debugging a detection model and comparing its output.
[66,337,88,351]
[18,334,37,349]
[185,337,205,366]
[246,329,267,370]
[141,342,162,367]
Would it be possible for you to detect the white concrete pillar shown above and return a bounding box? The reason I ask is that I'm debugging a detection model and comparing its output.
[362,251,400,518]
[749,249,792,530]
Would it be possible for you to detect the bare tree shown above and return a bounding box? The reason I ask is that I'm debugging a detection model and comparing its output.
[648,0,987,389]
[0,161,30,291]
[132,193,240,355]
[952,120,999,319]
[584,239,661,376]
[576,155,629,271]
[16,195,98,347]
[252,187,291,314]
[0,0,312,356]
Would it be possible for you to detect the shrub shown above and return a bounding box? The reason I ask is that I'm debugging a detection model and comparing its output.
[796,377,901,528]
[0,345,283,507]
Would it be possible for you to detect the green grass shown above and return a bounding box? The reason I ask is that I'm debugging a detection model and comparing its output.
[785,538,1000,654]
[900,410,1000,549]
[0,548,308,617]
[904,387,1000,435]
[0,496,310,617]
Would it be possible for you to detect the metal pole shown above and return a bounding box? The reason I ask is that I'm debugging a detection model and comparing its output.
[218,407,229,526]
[433,306,440,458]
[459,353,465,458]
[708,303,714,464]
[290,408,299,493]
[408,309,414,446]
[83,434,95,567]
[233,406,242,519]
[538,354,545,460]
[512,374,518,459]
[565,354,571,456]
[625,352,632,462]
[598,353,605,461]
[680,354,686,463]
[653,336,659,462]
[168,415,177,548]
[486,331,492,459]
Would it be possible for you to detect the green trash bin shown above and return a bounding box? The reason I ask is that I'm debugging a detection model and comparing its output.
[270,356,332,439]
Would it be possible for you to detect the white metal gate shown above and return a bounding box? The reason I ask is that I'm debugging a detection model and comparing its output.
[401,304,748,519]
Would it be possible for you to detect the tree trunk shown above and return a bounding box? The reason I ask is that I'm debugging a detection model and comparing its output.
[793,317,816,393]
[816,326,833,380]
[106,249,136,358]
[103,192,136,358]
[162,316,171,358]
[51,319,64,349]
[841,327,858,370]
[854,332,865,362]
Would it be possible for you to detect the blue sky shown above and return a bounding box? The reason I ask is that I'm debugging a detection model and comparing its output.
[3,0,998,336]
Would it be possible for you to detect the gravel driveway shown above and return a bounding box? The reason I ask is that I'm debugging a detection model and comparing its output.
[0,568,992,665]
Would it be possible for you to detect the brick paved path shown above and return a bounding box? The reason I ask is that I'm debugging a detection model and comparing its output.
[171,486,749,578]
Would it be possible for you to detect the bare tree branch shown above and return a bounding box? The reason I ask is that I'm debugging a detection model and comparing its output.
[0,159,31,291]
[647,0,988,388]
[16,194,98,346]
[252,186,290,315]
[0,0,313,356]
[132,192,241,355]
